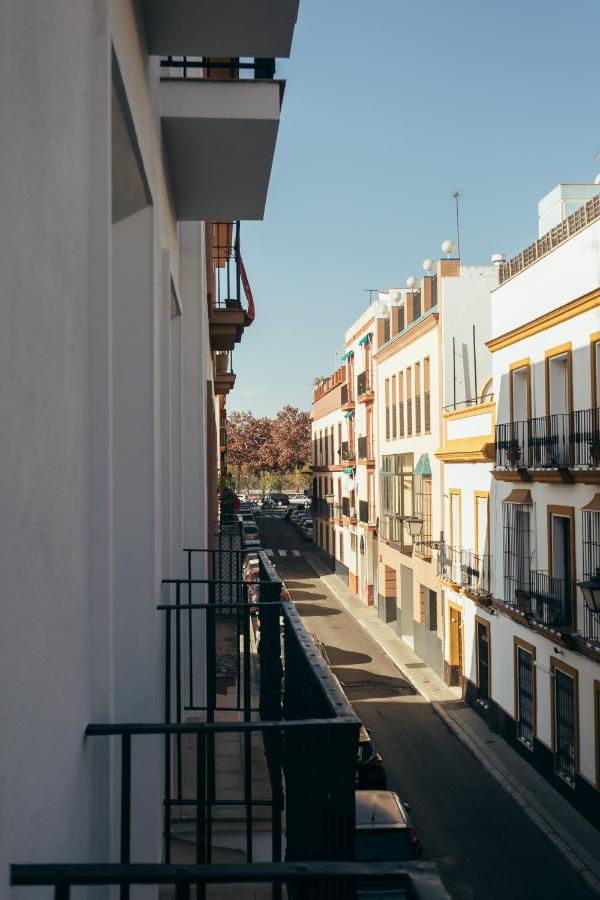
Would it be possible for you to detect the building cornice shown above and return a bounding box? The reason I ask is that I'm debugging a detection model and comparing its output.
[487,286,600,352]
[373,313,439,363]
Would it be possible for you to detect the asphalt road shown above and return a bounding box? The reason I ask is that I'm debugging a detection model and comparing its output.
[256,511,595,900]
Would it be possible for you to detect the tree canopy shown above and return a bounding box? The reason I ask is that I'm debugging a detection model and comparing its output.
[226,405,311,477]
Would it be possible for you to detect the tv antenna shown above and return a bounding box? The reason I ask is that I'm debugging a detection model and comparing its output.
[364,289,379,305]
[452,191,461,259]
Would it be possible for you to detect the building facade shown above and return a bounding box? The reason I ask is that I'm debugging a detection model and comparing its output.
[480,185,600,825]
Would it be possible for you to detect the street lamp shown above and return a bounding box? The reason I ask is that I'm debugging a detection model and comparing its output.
[404,516,424,539]
[578,573,600,614]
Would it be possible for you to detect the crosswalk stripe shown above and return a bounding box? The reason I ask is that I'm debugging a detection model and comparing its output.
[278,549,286,557]
[292,550,301,557]
[265,549,274,557]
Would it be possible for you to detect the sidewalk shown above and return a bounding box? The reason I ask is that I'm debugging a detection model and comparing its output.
[305,552,600,897]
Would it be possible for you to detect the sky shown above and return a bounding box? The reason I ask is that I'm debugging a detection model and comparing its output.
[229,0,600,417]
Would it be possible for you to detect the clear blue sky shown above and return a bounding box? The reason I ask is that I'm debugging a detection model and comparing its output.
[230,0,600,417]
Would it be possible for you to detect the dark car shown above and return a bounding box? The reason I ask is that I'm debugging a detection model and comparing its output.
[267,492,290,508]
[356,725,388,789]
[355,790,422,861]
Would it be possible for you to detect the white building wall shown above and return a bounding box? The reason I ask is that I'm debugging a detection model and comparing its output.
[0,0,216,888]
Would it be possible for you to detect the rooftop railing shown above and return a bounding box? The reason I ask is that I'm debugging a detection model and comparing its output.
[498,194,600,284]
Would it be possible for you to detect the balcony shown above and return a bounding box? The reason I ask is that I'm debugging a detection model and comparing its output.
[438,546,491,597]
[357,435,374,462]
[142,0,299,58]
[357,371,374,402]
[219,425,228,447]
[495,407,600,475]
[214,351,236,395]
[341,497,357,522]
[506,570,575,631]
[341,441,356,463]
[315,497,334,519]
[209,222,248,351]
[341,382,355,410]
[159,60,284,220]
[358,499,376,525]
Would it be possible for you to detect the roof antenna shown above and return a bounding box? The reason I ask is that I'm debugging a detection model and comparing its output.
[452,191,461,259]
[364,289,379,305]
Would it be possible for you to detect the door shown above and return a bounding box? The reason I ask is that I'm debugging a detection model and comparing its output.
[399,564,414,643]
[550,511,572,627]
[448,607,463,687]
[476,620,490,702]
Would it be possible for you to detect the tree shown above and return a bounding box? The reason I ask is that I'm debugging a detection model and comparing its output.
[271,406,312,471]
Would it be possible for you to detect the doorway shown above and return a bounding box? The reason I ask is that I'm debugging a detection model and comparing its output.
[448,605,463,687]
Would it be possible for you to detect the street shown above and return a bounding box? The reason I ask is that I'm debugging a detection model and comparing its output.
[256,510,595,900]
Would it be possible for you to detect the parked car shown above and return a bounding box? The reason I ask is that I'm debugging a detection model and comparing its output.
[300,517,313,540]
[355,791,422,862]
[266,492,290,508]
[242,522,260,549]
[356,725,387,789]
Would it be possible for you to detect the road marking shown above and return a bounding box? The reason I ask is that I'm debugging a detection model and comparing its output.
[265,549,274,557]
[292,550,301,557]
[278,549,287,557]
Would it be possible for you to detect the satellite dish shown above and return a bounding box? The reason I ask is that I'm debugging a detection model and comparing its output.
[441,239,454,256]
[406,276,418,289]
[422,258,434,273]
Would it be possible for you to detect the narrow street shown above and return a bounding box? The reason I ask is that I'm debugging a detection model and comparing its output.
[257,511,595,900]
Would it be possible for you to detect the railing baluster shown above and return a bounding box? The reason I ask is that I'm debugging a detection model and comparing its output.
[120,733,132,900]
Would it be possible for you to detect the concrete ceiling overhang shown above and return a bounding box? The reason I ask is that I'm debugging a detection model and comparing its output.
[160,78,283,221]
[142,0,299,58]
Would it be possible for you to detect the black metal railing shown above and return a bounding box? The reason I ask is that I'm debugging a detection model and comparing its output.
[571,407,600,467]
[161,56,276,80]
[315,498,333,518]
[412,289,421,321]
[437,546,491,595]
[581,605,600,645]
[342,497,350,518]
[495,407,600,470]
[357,436,373,460]
[508,569,574,630]
[356,371,372,397]
[359,500,369,523]
[430,274,438,308]
[211,221,242,311]
[219,425,228,447]
[11,860,452,899]
[85,547,360,895]
[215,351,234,375]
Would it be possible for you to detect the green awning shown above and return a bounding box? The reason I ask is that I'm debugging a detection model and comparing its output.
[341,349,354,362]
[342,467,355,474]
[358,332,372,347]
[414,453,431,476]
[343,411,354,419]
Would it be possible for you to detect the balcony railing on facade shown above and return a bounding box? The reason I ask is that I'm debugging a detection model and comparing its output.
[357,435,374,461]
[341,497,357,520]
[315,498,335,519]
[341,382,354,408]
[437,546,491,597]
[358,499,376,525]
[495,407,600,471]
[160,56,276,80]
[498,193,600,284]
[356,371,373,400]
[341,441,356,463]
[503,569,575,632]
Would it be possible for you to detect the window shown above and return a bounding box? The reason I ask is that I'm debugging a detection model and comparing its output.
[591,334,600,410]
[398,371,405,438]
[385,378,390,441]
[337,423,342,461]
[423,357,431,433]
[509,360,531,422]
[515,641,534,748]
[449,490,461,549]
[582,500,600,642]
[552,662,577,784]
[503,498,532,605]
[475,492,489,558]
[406,367,412,436]
[545,344,572,417]
[380,453,414,549]
[415,361,421,435]
[351,532,357,553]
[476,620,490,703]
[391,375,397,439]
[414,473,432,554]
[427,588,438,632]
